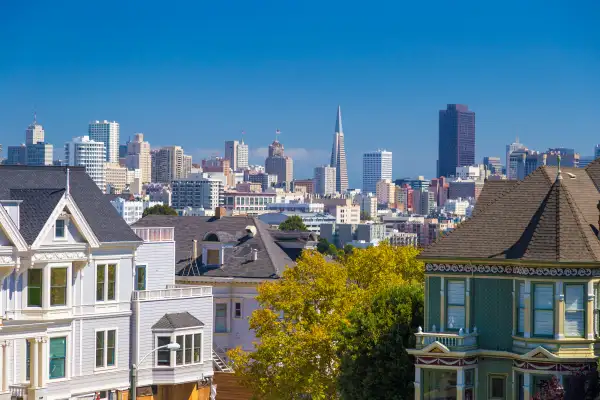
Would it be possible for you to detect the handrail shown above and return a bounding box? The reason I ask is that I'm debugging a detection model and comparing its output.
[132,227,174,242]
[132,286,212,301]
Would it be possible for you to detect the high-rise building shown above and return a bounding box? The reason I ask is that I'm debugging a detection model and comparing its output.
[362,150,393,194]
[65,136,106,190]
[482,156,503,175]
[376,179,396,207]
[119,144,128,159]
[171,174,224,211]
[26,143,53,166]
[237,140,249,170]
[330,106,348,193]
[7,144,27,165]
[314,165,337,196]
[151,146,186,183]
[225,139,249,171]
[265,137,293,188]
[126,133,152,183]
[26,115,45,145]
[595,145,600,159]
[88,120,120,163]
[438,104,475,177]
[244,170,277,191]
[506,137,526,180]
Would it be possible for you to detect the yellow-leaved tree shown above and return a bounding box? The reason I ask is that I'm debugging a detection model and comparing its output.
[228,242,423,399]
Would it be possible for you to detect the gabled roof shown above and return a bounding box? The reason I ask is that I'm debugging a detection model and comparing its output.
[152,312,204,330]
[421,165,600,263]
[0,166,140,243]
[132,215,297,279]
[472,180,519,216]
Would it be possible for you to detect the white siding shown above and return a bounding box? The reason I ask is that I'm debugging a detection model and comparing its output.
[135,241,176,290]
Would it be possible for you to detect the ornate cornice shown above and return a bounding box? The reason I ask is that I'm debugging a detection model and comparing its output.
[415,356,478,366]
[0,255,14,265]
[514,360,594,372]
[426,263,600,277]
[32,251,87,262]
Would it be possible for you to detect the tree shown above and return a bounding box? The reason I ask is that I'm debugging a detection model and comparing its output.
[228,246,424,400]
[337,284,424,400]
[279,215,308,232]
[142,204,178,217]
[360,211,371,221]
[343,244,354,255]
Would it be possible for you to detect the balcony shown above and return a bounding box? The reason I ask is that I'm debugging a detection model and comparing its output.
[132,285,212,301]
[132,227,174,242]
[414,327,479,351]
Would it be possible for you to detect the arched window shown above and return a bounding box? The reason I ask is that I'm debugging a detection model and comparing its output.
[204,233,220,242]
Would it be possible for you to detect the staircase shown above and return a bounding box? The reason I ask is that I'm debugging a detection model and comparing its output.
[212,348,233,373]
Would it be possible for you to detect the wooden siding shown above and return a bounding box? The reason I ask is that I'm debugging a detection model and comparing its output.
[213,372,253,400]
[473,278,513,351]
[427,277,441,331]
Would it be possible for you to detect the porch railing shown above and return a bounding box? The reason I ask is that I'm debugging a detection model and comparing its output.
[9,384,28,399]
[414,326,479,351]
[132,286,212,301]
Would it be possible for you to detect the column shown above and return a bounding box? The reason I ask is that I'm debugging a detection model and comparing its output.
[1,341,8,393]
[456,368,465,400]
[39,337,48,388]
[556,282,564,339]
[587,281,595,340]
[414,366,421,400]
[523,372,531,400]
[440,277,445,332]
[524,281,531,338]
[31,339,39,389]
[465,278,471,331]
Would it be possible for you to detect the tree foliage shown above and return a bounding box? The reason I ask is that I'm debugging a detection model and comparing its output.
[142,204,178,217]
[337,284,424,400]
[228,244,424,400]
[279,215,308,232]
[360,211,372,221]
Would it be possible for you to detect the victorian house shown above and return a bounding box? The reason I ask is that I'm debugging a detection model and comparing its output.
[410,161,600,399]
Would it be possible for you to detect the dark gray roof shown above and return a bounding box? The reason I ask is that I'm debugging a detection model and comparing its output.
[152,312,204,330]
[132,215,297,279]
[472,180,519,216]
[421,165,600,263]
[0,166,140,243]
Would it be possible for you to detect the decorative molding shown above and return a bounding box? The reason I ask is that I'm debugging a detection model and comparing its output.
[32,251,87,262]
[426,263,600,277]
[514,359,593,372]
[415,356,478,366]
[0,255,14,265]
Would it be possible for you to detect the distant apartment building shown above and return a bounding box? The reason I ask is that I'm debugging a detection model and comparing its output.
[413,189,436,216]
[265,140,293,188]
[455,165,482,180]
[26,143,53,166]
[448,178,484,200]
[125,133,152,183]
[104,163,142,194]
[6,144,27,165]
[428,177,448,208]
[65,136,106,190]
[387,231,419,247]
[151,146,186,183]
[236,182,263,193]
[292,179,314,194]
[334,204,361,224]
[444,197,470,216]
[395,184,414,213]
[314,165,337,196]
[88,120,120,163]
[266,202,325,214]
[258,211,336,235]
[224,139,249,171]
[355,193,378,220]
[171,174,224,211]
[244,170,277,191]
[110,196,163,224]
[506,137,526,179]
[320,222,386,248]
[144,182,172,205]
[362,150,393,194]
[223,191,277,215]
[376,179,395,206]
[382,215,456,247]
[202,157,233,187]
[438,104,475,177]
[483,156,503,175]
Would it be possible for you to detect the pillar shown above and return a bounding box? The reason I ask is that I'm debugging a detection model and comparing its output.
[414,366,421,400]
[523,372,531,400]
[39,337,48,388]
[556,282,564,339]
[440,277,445,332]
[31,339,39,389]
[587,281,595,340]
[456,368,465,400]
[524,281,531,338]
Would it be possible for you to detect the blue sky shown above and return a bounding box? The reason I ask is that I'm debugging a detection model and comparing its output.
[1,1,599,186]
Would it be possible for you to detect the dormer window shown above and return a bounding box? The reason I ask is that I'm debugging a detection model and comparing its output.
[55,219,66,239]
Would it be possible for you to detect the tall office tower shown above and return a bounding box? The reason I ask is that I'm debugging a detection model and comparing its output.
[6,144,27,165]
[224,139,249,171]
[119,144,128,159]
[376,179,396,206]
[506,137,526,180]
[362,150,393,194]
[26,143,53,166]
[438,104,475,177]
[126,133,152,183]
[88,120,120,163]
[151,146,185,183]
[237,139,249,170]
[330,106,348,193]
[26,114,45,145]
[314,165,337,196]
[65,136,106,190]
[171,174,224,211]
[183,155,192,178]
[483,156,503,175]
[265,136,293,188]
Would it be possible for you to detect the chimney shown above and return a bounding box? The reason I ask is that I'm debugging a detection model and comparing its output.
[215,207,226,219]
[252,249,258,261]
[193,239,198,261]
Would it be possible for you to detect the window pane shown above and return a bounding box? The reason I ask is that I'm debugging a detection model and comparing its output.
[215,304,227,333]
[136,265,146,291]
[423,369,457,400]
[518,309,525,333]
[96,331,105,367]
[28,269,42,307]
[185,335,192,364]
[97,265,105,301]
[534,310,553,336]
[193,333,201,363]
[49,337,66,379]
[107,330,116,366]
[534,285,553,309]
[565,311,584,337]
[534,284,554,336]
[235,302,242,318]
[157,337,171,366]
[55,220,65,237]
[491,376,505,398]
[107,264,116,301]
[447,281,465,305]
[50,268,67,306]
[447,305,465,330]
[176,336,184,365]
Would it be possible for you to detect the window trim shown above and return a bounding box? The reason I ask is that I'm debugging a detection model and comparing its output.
[54,219,67,240]
[215,301,229,333]
[94,328,118,371]
[564,283,586,338]
[488,374,507,400]
[135,264,147,291]
[532,282,555,338]
[445,279,466,331]
[95,262,119,303]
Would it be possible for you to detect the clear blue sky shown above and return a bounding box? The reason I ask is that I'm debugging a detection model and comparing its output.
[1,1,599,186]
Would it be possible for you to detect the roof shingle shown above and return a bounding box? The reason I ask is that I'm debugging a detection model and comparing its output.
[152,312,204,330]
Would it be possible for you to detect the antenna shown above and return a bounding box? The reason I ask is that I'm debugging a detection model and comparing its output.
[557,154,562,180]
[275,129,280,141]
[241,130,245,143]
[33,111,37,125]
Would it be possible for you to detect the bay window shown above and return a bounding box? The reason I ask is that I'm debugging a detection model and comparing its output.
[158,332,203,367]
[446,280,465,330]
[564,284,585,338]
[533,283,554,336]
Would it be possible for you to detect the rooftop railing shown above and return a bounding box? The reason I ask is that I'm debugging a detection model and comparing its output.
[414,326,479,351]
[132,227,174,242]
[132,285,212,301]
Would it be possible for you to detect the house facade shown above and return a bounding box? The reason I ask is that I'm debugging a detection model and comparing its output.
[410,162,600,400]
[0,166,212,400]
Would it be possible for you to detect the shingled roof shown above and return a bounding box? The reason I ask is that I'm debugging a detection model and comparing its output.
[152,312,204,330]
[421,163,600,263]
[0,166,140,243]
[132,215,296,279]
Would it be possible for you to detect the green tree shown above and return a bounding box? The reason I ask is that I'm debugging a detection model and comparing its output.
[343,244,354,255]
[317,238,331,254]
[360,211,371,221]
[279,215,308,231]
[142,204,178,217]
[337,284,424,400]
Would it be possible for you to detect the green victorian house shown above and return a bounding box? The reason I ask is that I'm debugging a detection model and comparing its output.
[409,161,600,400]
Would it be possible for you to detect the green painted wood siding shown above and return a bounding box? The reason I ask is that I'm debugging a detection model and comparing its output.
[473,278,513,351]
[477,358,513,400]
[428,277,441,330]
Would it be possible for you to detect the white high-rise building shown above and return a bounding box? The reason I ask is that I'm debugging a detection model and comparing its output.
[26,115,45,145]
[237,140,249,170]
[89,120,120,163]
[171,173,224,211]
[65,136,106,190]
[362,150,393,194]
[313,165,337,196]
[225,139,249,171]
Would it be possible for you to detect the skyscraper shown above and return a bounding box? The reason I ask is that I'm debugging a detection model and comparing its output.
[126,133,152,183]
[225,139,249,171]
[483,156,503,175]
[506,137,526,180]
[265,133,293,187]
[313,165,337,196]
[6,144,27,165]
[65,136,106,190]
[26,143,53,166]
[438,104,475,177]
[362,150,393,194]
[330,106,348,193]
[151,146,185,183]
[88,120,120,163]
[26,114,45,145]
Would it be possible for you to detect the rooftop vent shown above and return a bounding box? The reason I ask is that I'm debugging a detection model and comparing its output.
[246,225,257,238]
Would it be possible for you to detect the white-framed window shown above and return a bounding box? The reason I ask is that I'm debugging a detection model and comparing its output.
[234,301,242,319]
[95,329,117,369]
[96,263,117,302]
[215,303,228,333]
[533,283,554,337]
[517,281,525,334]
[156,336,171,366]
[564,284,585,338]
[175,332,203,365]
[54,219,66,239]
[50,267,68,307]
[446,280,465,330]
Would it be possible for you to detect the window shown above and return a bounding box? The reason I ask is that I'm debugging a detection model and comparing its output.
[135,265,146,291]
[28,269,42,307]
[96,330,116,368]
[55,219,66,238]
[206,249,220,265]
[234,302,242,318]
[533,284,554,336]
[174,333,202,366]
[446,280,465,330]
[50,268,67,306]
[565,284,585,337]
[49,337,67,379]
[175,336,184,365]
[194,333,202,363]
[489,375,506,399]
[517,281,525,334]
[156,337,171,366]
[97,264,117,302]
[423,369,457,400]
[215,303,228,333]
